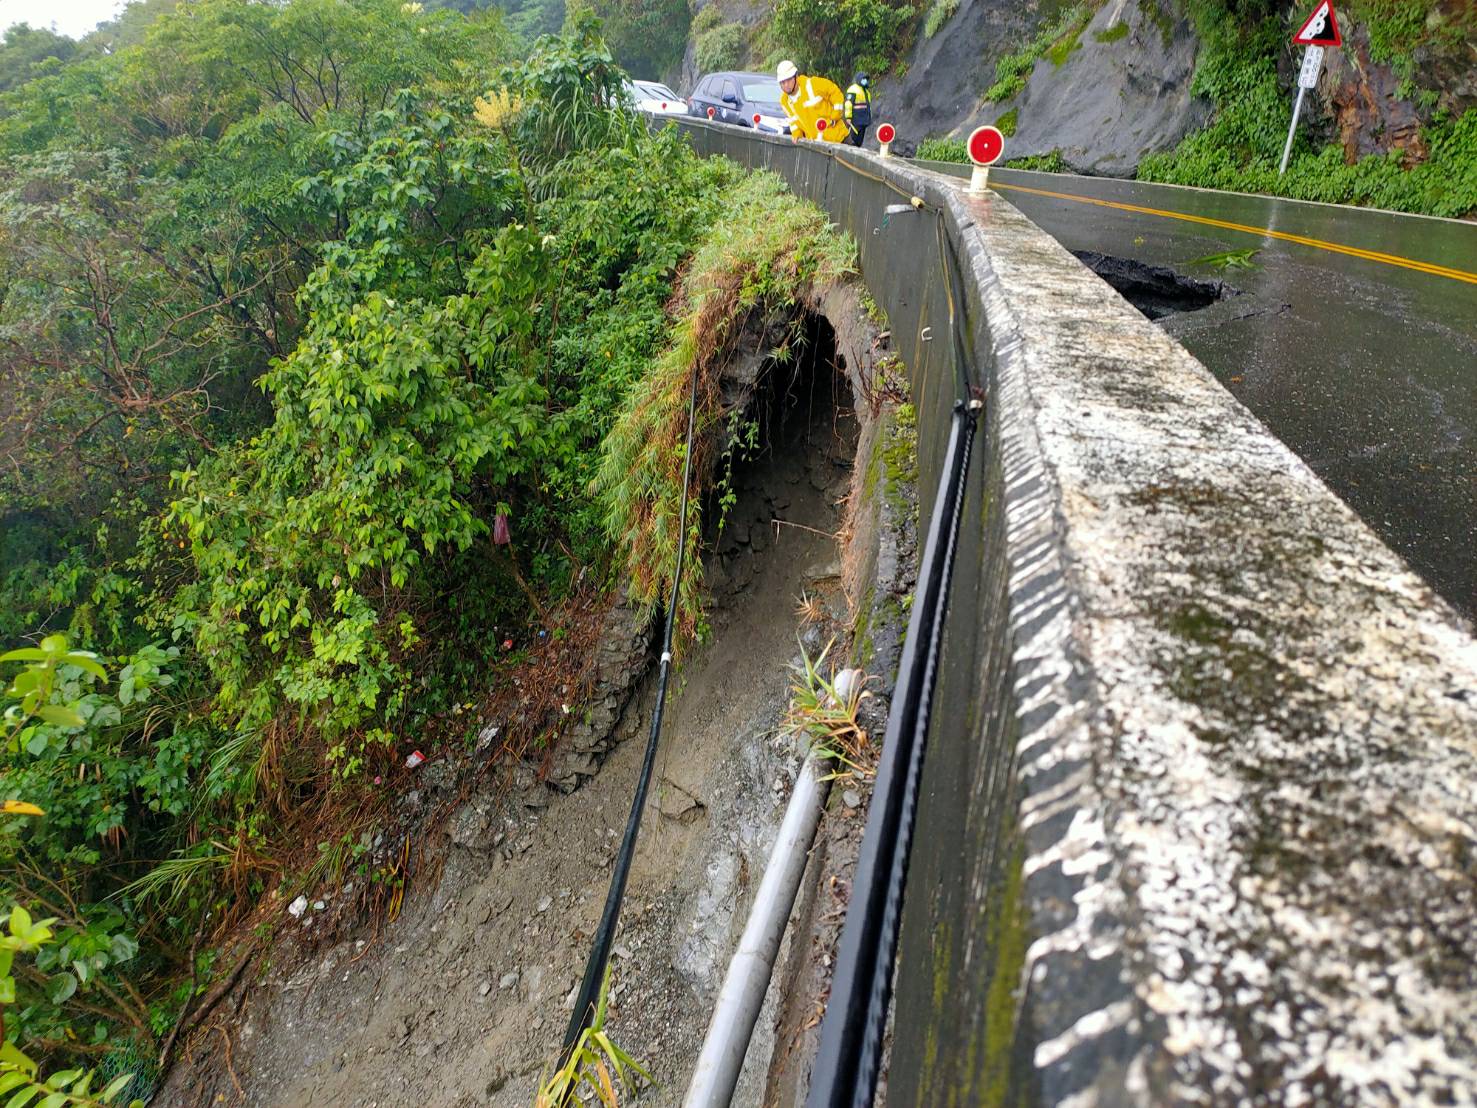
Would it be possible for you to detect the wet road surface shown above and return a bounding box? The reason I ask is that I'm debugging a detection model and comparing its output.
[918,161,1477,620]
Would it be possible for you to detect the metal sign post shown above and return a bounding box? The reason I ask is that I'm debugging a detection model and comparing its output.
[1280,45,1325,175]
[1281,1,1342,176]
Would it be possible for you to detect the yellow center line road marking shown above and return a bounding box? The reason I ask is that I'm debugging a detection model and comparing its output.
[991,182,1477,285]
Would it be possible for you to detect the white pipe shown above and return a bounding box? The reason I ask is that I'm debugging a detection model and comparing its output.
[683,755,831,1108]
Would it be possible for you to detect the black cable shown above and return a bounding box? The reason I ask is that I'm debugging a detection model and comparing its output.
[807,160,982,1108]
[805,402,974,1108]
[560,358,702,1065]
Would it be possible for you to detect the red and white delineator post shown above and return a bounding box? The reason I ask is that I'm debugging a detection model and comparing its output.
[965,125,1005,196]
[876,122,896,158]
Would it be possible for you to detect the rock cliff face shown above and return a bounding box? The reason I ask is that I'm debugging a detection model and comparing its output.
[863,0,1209,175]
[870,0,1045,145]
[674,0,1475,179]
[1318,2,1477,164]
[1006,0,1211,176]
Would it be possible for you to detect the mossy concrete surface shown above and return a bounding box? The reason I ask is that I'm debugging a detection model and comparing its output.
[675,118,1477,1106]
[952,167,1477,1103]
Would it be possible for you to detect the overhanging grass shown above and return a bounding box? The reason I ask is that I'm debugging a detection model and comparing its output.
[595,171,855,649]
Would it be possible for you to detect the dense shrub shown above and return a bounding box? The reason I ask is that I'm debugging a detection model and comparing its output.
[596,172,854,644]
[771,0,914,79]
[691,4,724,34]
[695,22,746,72]
[1141,108,1477,217]
[3,6,836,1082]
[915,135,968,162]
[923,0,958,39]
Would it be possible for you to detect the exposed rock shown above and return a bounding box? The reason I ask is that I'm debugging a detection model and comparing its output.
[1006,0,1211,176]
[871,0,1040,150]
[1318,7,1477,165]
[1320,30,1426,162]
[658,779,706,823]
[545,597,655,791]
[449,803,494,850]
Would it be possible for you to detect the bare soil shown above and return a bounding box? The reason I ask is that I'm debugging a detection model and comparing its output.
[157,364,862,1108]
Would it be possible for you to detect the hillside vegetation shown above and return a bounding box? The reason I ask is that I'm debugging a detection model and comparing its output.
[0,3,847,1098]
[676,0,1476,217]
[1136,0,1477,216]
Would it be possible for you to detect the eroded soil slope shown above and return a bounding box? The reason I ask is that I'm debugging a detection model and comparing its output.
[158,360,860,1108]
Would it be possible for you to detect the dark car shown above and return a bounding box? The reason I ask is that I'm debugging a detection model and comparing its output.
[687,71,789,135]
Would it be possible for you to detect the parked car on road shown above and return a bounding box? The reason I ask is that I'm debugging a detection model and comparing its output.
[624,79,685,116]
[687,71,788,135]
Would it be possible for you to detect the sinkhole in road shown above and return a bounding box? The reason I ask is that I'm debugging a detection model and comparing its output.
[1073,250,1238,321]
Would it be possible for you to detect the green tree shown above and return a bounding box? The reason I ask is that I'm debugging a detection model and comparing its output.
[771,0,914,78]
[0,24,77,96]
[566,0,690,78]
[0,13,819,1087]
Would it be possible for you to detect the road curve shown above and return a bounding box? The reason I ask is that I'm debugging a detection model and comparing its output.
[918,162,1477,620]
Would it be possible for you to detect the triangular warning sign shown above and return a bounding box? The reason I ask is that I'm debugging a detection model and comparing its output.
[1293,1,1342,46]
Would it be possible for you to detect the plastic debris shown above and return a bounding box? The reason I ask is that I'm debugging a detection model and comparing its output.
[288,895,309,918]
[405,750,426,769]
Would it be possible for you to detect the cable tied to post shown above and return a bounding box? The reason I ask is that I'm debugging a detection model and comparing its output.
[559,357,702,1078]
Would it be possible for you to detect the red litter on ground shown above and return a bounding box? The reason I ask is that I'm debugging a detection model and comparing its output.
[405,751,426,769]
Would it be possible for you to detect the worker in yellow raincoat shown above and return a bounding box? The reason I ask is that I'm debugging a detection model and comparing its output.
[776,60,846,143]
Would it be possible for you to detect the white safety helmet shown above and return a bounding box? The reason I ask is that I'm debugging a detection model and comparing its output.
[776,60,799,82]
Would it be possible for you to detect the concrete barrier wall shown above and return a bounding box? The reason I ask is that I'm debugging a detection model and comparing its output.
[673,120,1477,1105]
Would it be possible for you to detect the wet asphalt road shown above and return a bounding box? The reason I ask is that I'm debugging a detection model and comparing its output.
[918,161,1476,621]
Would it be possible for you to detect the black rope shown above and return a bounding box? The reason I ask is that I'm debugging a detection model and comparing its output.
[560,358,702,1064]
